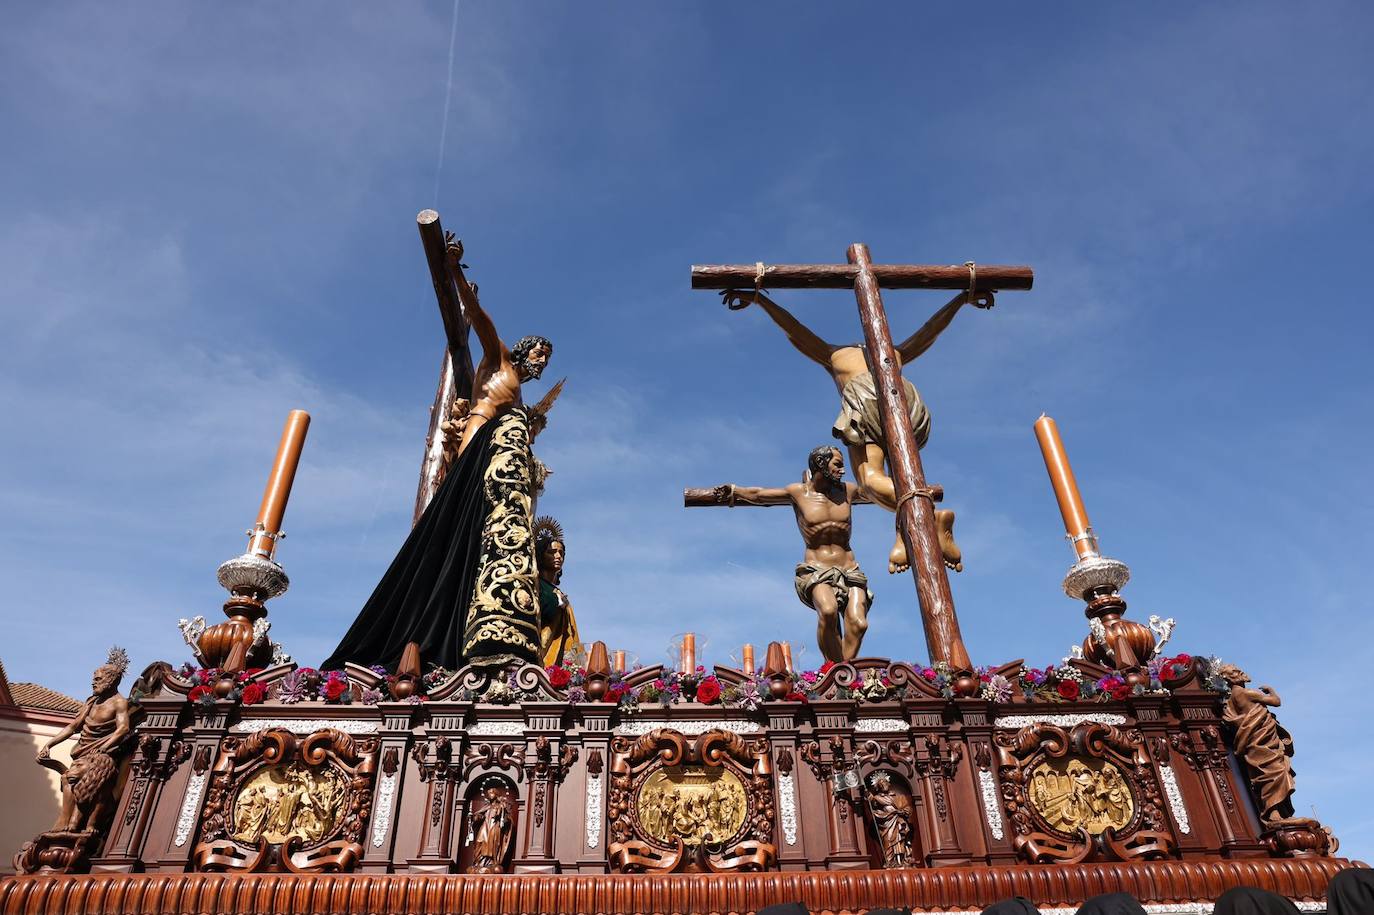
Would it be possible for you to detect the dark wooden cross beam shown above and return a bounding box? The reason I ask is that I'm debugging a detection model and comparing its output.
[413,209,478,525]
[684,485,942,507]
[691,248,1034,670]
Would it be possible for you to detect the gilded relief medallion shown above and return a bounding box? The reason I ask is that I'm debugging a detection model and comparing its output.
[1028,756,1134,836]
[230,762,346,846]
[637,765,747,847]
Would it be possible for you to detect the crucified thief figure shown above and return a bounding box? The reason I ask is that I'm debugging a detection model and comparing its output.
[724,289,987,574]
[722,446,872,662]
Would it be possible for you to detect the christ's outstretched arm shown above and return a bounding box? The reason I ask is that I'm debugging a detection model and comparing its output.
[446,235,503,367]
[725,483,794,506]
[722,290,835,367]
[894,292,970,364]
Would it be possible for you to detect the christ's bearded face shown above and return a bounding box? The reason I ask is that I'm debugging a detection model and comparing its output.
[511,337,553,381]
[820,449,845,484]
[519,344,550,380]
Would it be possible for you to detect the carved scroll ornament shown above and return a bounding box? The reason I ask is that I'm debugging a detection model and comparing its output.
[994,721,1174,865]
[190,727,378,873]
[607,728,777,873]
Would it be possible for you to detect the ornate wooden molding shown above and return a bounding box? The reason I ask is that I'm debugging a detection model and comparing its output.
[994,721,1174,865]
[607,728,776,874]
[190,727,378,874]
[1,858,1357,914]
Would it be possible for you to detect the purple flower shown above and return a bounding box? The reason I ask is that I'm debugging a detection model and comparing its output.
[277,670,309,704]
[360,687,384,706]
[983,674,1013,703]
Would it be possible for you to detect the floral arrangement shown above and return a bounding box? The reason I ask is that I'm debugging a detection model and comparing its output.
[1014,652,1204,704]
[178,663,356,706]
[178,651,1226,710]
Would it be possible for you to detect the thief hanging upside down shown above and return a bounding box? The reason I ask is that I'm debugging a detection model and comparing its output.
[723,289,987,573]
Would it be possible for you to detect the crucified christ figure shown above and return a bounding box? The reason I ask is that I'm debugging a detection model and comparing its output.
[721,445,872,662]
[723,289,987,574]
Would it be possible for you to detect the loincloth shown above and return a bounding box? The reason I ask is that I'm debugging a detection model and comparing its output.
[794,563,874,612]
[832,371,930,451]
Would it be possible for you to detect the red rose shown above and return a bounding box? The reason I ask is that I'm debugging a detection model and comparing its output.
[604,685,626,704]
[188,685,212,703]
[1173,653,1192,665]
[785,691,808,703]
[696,677,722,704]
[324,679,348,701]
[240,682,266,705]
[1056,680,1081,701]
[818,661,835,676]
[1109,683,1131,701]
[548,667,572,689]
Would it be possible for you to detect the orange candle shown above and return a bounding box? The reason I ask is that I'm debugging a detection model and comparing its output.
[683,633,696,674]
[1033,415,1098,559]
[612,650,626,673]
[781,641,794,673]
[249,410,311,559]
[742,643,755,674]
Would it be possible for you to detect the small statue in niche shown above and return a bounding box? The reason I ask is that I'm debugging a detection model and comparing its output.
[1217,663,1296,823]
[466,783,515,874]
[866,771,915,868]
[535,516,580,667]
[36,647,133,832]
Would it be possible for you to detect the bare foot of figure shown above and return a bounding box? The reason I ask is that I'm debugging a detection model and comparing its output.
[937,509,963,572]
[888,537,909,575]
[887,510,964,574]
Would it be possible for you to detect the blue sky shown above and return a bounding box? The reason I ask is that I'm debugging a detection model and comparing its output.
[3,2,1372,858]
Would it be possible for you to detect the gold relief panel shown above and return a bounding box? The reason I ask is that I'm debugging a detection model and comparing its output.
[191,727,379,874]
[637,765,747,848]
[230,762,347,847]
[1028,756,1134,836]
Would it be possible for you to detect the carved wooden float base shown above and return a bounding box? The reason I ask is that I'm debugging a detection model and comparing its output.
[0,858,1362,914]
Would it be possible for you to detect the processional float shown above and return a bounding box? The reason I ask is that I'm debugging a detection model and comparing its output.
[0,217,1355,915]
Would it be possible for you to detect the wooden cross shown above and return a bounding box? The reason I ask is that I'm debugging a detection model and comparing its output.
[691,246,1033,670]
[412,209,478,524]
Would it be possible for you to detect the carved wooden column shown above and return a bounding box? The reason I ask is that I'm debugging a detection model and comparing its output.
[766,704,808,871]
[1135,697,1207,858]
[1171,725,1266,857]
[407,736,459,872]
[952,699,1013,864]
[91,698,189,872]
[802,701,869,869]
[360,702,421,872]
[514,702,573,873]
[914,732,968,866]
[151,701,229,872]
[571,704,614,873]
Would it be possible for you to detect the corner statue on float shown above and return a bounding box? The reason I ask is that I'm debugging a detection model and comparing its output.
[323,235,552,671]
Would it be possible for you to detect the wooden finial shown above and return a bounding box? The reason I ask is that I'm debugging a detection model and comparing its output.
[398,642,422,678]
[584,641,611,700]
[587,641,611,678]
[763,642,787,679]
